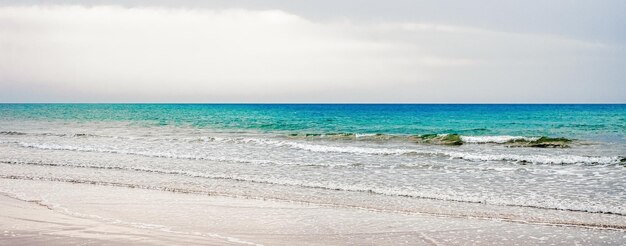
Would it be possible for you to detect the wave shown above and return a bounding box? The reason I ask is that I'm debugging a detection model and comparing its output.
[3,141,277,165]
[1,129,578,148]
[210,134,581,149]
[0,141,360,168]
[196,136,432,156]
[0,131,121,139]
[443,152,625,165]
[3,174,626,232]
[0,131,27,135]
[285,133,578,148]
[460,135,539,144]
[1,165,625,221]
[3,140,623,165]
[195,138,622,165]
[284,132,562,143]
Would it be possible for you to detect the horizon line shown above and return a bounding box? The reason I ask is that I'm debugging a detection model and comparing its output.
[1,102,625,105]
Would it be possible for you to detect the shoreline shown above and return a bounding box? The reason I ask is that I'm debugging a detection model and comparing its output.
[1,179,625,245]
[0,193,236,245]
[3,173,626,231]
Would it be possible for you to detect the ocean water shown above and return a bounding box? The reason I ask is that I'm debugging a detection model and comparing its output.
[1,104,625,229]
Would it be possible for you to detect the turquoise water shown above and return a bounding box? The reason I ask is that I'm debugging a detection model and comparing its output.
[1,104,625,141]
[1,104,625,228]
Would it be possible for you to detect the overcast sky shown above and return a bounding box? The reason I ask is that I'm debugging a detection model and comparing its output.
[1,0,624,102]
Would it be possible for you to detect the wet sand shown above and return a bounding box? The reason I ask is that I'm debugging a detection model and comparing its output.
[1,179,625,245]
[0,195,237,245]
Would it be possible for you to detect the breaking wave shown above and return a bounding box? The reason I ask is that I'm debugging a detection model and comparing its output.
[3,140,622,165]
[1,130,573,146]
[1,167,625,219]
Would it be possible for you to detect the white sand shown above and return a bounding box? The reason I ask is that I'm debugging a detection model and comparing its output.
[0,195,236,245]
[0,179,624,245]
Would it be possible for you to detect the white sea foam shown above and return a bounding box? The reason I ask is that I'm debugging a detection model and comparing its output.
[13,142,277,165]
[3,170,625,216]
[218,138,623,165]
[460,135,539,144]
[444,152,623,165]
[277,142,417,155]
[8,140,623,165]
[196,136,419,155]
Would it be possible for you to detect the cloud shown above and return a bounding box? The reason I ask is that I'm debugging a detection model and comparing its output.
[0,5,623,102]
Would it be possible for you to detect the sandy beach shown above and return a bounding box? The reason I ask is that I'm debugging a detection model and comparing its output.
[1,179,624,245]
[1,112,626,245]
[2,0,625,244]
[0,195,232,245]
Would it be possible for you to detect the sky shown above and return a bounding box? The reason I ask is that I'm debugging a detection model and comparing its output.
[0,0,625,102]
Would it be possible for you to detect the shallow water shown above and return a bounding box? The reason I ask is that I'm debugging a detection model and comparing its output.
[0,104,625,230]
[3,179,626,245]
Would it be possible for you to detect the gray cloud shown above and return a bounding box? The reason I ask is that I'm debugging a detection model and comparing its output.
[0,4,624,102]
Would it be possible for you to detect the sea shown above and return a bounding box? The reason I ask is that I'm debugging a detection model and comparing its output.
[1,104,625,229]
